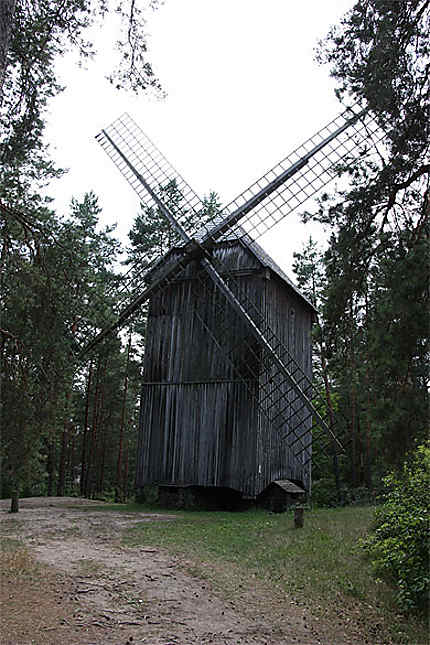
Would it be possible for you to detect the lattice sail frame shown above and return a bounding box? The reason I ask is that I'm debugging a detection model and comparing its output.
[89,106,386,468]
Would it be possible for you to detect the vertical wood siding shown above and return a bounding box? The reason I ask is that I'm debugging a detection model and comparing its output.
[136,241,313,497]
[261,278,313,492]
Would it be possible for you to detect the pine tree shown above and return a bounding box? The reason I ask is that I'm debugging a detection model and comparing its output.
[0,192,122,509]
[305,0,430,483]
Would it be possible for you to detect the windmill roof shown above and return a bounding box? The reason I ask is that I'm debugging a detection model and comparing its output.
[243,236,317,312]
[147,218,317,313]
[195,218,317,313]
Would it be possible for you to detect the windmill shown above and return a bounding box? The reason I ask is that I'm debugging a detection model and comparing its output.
[86,105,382,509]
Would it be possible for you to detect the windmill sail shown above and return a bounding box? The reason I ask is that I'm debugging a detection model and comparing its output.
[95,113,211,240]
[209,106,382,242]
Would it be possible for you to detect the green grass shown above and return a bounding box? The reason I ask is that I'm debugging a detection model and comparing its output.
[121,505,428,644]
[0,536,40,581]
[124,505,374,601]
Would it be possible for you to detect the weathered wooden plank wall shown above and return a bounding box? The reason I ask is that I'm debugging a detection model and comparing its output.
[136,240,313,497]
[260,277,313,492]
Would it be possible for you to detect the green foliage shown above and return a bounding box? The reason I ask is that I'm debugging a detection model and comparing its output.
[311,477,375,508]
[310,477,339,507]
[362,443,430,613]
[135,484,159,505]
[294,1,430,490]
[317,0,429,156]
[0,190,125,502]
[1,1,162,161]
[292,235,326,309]
[126,183,221,267]
[0,1,164,509]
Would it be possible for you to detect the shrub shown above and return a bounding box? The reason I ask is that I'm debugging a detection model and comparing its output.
[311,477,374,507]
[361,442,430,613]
[311,476,339,506]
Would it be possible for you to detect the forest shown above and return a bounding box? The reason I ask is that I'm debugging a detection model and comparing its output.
[0,1,428,513]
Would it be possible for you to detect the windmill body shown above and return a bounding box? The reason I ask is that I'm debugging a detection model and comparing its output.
[136,234,314,501]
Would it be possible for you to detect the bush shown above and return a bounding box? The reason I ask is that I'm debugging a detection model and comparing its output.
[311,477,374,507]
[361,442,430,613]
[311,476,339,506]
[135,484,159,505]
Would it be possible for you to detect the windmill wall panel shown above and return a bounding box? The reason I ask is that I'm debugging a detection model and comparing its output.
[137,382,260,496]
[136,240,313,498]
[261,277,313,491]
[136,244,264,496]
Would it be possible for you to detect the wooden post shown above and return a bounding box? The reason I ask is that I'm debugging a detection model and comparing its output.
[294,505,304,528]
[10,487,19,513]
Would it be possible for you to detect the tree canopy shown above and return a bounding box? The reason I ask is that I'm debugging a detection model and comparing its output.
[0,0,162,510]
[295,0,429,493]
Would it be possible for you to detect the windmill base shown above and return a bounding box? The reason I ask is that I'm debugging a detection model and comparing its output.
[136,480,306,513]
[137,484,246,511]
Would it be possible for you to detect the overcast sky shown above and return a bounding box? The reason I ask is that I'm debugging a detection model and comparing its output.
[44,0,355,275]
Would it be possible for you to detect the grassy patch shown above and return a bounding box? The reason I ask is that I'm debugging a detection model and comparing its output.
[0,536,40,582]
[73,557,107,577]
[124,505,428,644]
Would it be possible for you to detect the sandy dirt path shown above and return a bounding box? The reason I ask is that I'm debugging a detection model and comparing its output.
[0,497,336,645]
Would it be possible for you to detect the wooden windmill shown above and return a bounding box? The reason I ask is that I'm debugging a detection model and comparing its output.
[86,106,382,509]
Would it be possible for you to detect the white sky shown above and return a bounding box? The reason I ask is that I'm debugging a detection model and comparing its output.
[45,0,355,276]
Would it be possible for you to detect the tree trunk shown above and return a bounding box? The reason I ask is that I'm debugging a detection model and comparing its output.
[80,360,93,496]
[0,0,16,105]
[349,302,358,488]
[94,379,106,496]
[357,415,364,485]
[364,289,372,490]
[98,430,107,494]
[10,481,19,513]
[57,391,71,496]
[83,357,102,497]
[123,439,129,501]
[85,357,107,498]
[319,331,341,502]
[69,431,76,494]
[116,334,131,502]
[57,428,67,496]
[47,440,56,496]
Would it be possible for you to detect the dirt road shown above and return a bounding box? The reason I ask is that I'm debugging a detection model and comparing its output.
[0,497,329,645]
